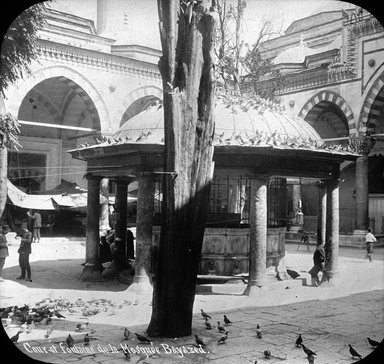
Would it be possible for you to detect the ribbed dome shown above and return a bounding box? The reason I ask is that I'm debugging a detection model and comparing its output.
[273,46,315,65]
[114,101,322,145]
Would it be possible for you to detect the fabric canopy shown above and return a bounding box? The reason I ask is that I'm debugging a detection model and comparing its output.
[7,180,109,210]
[7,180,56,210]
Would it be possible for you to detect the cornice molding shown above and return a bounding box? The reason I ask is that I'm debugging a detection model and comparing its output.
[36,43,161,80]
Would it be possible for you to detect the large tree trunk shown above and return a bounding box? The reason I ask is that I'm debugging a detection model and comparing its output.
[0,147,7,219]
[147,0,216,338]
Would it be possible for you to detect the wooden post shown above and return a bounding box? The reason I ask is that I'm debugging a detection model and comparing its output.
[317,181,327,246]
[83,175,102,281]
[244,176,268,296]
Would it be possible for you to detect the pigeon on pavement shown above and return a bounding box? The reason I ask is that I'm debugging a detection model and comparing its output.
[10,331,21,344]
[224,315,232,325]
[76,322,89,331]
[349,344,362,359]
[66,334,74,348]
[217,331,229,344]
[307,354,315,364]
[83,333,90,345]
[256,324,262,339]
[124,328,130,340]
[195,335,206,347]
[201,309,211,320]
[135,333,151,343]
[302,344,317,356]
[295,334,303,347]
[367,337,380,348]
[54,311,66,319]
[122,348,131,360]
[217,322,226,333]
[205,318,212,330]
[264,350,271,359]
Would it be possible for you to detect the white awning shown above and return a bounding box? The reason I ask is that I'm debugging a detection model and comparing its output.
[7,180,109,210]
[7,180,56,210]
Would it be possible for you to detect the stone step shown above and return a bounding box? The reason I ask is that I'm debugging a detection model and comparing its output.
[196,273,310,294]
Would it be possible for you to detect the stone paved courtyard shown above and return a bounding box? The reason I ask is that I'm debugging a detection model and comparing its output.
[1,235,383,363]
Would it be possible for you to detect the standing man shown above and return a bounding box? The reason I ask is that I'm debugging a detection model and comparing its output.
[365,228,377,262]
[28,209,42,243]
[16,222,32,282]
[0,225,10,282]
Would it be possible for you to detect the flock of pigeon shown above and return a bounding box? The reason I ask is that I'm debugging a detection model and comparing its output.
[1,304,95,346]
[2,304,67,343]
[198,309,381,363]
[294,333,381,363]
[2,304,382,362]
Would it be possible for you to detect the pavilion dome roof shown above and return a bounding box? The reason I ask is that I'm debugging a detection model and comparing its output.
[113,100,322,145]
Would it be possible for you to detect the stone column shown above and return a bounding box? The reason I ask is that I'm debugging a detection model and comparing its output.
[355,154,369,232]
[114,180,128,246]
[292,183,302,212]
[324,177,340,284]
[99,178,110,234]
[102,179,131,280]
[128,173,154,294]
[290,182,303,233]
[244,176,268,296]
[317,181,327,246]
[83,175,102,281]
[354,136,375,233]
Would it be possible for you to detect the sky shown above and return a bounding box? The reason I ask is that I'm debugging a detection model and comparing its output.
[44,0,357,49]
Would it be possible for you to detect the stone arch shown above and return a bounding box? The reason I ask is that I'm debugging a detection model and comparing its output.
[358,70,384,136]
[118,85,163,126]
[4,65,111,131]
[25,89,61,125]
[298,90,356,136]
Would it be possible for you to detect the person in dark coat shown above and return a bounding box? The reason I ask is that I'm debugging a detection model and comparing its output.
[16,223,32,282]
[308,243,328,286]
[126,229,135,260]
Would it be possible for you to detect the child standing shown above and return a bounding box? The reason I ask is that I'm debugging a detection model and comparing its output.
[365,228,377,262]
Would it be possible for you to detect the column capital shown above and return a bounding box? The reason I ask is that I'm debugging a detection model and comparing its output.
[84,173,102,181]
[112,178,132,186]
[252,174,270,183]
[350,135,376,155]
[136,171,177,179]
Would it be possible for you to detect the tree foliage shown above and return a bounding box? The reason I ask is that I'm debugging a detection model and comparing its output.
[0,113,21,150]
[214,0,285,99]
[0,1,48,98]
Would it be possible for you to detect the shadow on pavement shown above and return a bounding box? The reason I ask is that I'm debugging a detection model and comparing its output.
[2,259,129,292]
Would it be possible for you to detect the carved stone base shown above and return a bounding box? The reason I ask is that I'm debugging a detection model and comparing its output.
[243,285,263,297]
[82,264,103,282]
[126,276,153,295]
[102,261,119,279]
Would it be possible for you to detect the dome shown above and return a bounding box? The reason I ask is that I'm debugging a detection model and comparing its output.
[273,46,315,65]
[114,101,322,145]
